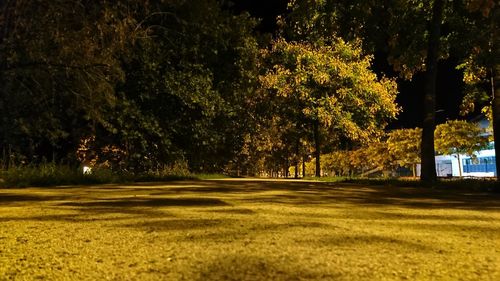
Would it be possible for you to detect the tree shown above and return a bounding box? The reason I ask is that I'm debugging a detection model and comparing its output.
[260,38,399,177]
[420,0,445,182]
[0,0,134,168]
[319,141,395,178]
[387,128,422,177]
[355,141,394,177]
[0,0,264,173]
[434,120,489,177]
[154,0,262,172]
[285,0,455,182]
[453,1,499,180]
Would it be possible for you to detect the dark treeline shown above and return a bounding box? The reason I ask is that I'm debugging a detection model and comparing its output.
[0,0,498,179]
[1,0,265,175]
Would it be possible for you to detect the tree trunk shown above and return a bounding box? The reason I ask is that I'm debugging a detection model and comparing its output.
[313,121,321,177]
[456,153,462,177]
[412,163,416,178]
[295,139,299,179]
[491,5,500,181]
[285,158,289,178]
[302,155,306,178]
[420,0,444,183]
[492,64,500,179]
[1,145,6,170]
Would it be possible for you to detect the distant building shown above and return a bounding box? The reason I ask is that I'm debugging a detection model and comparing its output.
[434,142,496,177]
[415,143,496,178]
[418,118,496,178]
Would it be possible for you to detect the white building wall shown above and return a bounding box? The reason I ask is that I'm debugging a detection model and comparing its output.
[416,149,496,178]
[462,149,495,177]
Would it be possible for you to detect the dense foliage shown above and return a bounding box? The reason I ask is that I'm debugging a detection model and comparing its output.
[0,0,262,174]
[387,128,422,176]
[0,0,496,180]
[435,120,489,156]
[260,38,399,176]
[285,0,499,181]
[317,121,488,178]
[435,120,489,176]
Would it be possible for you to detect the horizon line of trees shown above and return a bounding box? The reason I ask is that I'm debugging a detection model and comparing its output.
[0,0,498,181]
[304,120,489,178]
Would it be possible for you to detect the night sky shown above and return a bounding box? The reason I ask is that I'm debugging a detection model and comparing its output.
[231,0,468,129]
[231,0,288,32]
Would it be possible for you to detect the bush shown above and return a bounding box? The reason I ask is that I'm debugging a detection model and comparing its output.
[195,173,230,180]
[0,163,123,188]
[133,160,195,182]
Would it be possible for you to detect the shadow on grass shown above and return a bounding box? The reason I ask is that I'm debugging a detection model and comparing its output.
[1,179,500,212]
[194,254,340,281]
[132,179,500,210]
[395,221,500,233]
[315,234,438,253]
[371,211,499,221]
[331,187,500,210]
[201,208,256,215]
[0,193,81,205]
[205,181,500,210]
[121,218,230,231]
[0,214,90,223]
[152,220,331,243]
[58,197,230,208]
[0,205,175,223]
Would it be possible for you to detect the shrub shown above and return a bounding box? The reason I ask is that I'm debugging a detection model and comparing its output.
[0,163,121,188]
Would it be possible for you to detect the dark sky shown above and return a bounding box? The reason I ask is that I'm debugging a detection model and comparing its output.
[231,0,467,129]
[394,59,465,129]
[231,0,288,32]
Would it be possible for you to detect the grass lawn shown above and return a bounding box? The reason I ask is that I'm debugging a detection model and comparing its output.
[1,179,499,280]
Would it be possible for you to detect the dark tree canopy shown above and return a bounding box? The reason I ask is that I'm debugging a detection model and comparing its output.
[0,0,496,180]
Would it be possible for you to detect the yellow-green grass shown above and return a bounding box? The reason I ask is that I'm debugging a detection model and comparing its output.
[1,180,499,280]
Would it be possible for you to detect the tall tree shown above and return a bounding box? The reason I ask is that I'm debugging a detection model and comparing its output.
[261,38,399,176]
[286,0,453,182]
[0,0,131,167]
[455,0,499,179]
[0,0,263,174]
[420,0,445,182]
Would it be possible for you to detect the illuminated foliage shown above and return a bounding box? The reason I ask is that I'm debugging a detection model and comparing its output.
[387,128,422,175]
[261,38,399,176]
[435,120,489,157]
[435,120,489,177]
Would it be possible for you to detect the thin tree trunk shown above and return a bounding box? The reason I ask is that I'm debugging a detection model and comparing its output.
[492,64,500,179]
[302,155,306,178]
[295,139,299,179]
[491,5,500,181]
[8,144,12,168]
[313,121,321,177]
[457,153,462,177]
[1,146,6,170]
[285,158,289,178]
[420,0,444,183]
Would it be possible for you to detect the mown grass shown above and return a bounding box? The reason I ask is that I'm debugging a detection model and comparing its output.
[306,176,500,192]
[303,176,351,183]
[1,179,499,280]
[194,173,231,180]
